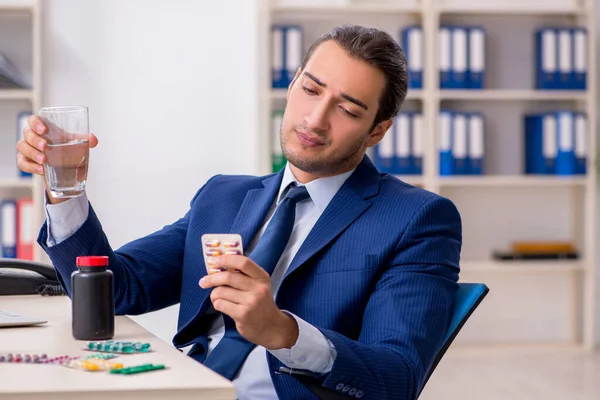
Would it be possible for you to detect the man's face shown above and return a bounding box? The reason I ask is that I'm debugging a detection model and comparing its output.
[280,40,391,180]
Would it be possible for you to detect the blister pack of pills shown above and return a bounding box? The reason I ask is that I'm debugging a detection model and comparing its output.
[201,234,244,274]
[85,340,151,354]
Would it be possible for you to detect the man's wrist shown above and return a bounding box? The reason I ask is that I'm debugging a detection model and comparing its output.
[267,311,299,350]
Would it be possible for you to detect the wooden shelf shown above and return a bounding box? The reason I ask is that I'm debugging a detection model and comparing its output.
[0,89,34,101]
[272,3,420,14]
[0,178,34,189]
[439,176,587,187]
[438,5,589,16]
[438,90,588,102]
[462,259,584,273]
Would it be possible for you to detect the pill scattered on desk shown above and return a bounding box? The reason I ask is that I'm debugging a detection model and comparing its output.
[110,363,166,375]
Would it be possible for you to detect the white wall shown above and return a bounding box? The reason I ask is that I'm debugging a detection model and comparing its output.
[42,0,262,341]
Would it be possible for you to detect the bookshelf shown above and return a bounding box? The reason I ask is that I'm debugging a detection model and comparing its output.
[0,0,45,262]
[260,0,597,349]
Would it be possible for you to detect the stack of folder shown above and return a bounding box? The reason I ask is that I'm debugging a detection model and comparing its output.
[272,25,304,89]
[535,27,588,90]
[0,199,33,260]
[373,112,423,175]
[439,26,486,89]
[438,111,485,176]
[524,111,587,175]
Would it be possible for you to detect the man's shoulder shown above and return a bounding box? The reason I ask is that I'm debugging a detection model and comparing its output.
[205,172,277,188]
[376,173,456,213]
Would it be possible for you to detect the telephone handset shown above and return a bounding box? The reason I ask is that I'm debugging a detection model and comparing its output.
[0,258,65,296]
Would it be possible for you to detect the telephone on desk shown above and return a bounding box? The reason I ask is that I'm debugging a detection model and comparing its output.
[0,258,65,296]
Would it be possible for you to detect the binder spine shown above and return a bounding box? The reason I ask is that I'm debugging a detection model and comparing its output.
[374,121,395,173]
[558,28,572,90]
[402,26,423,89]
[1,200,17,258]
[285,25,303,88]
[468,113,484,175]
[574,112,587,175]
[439,27,452,89]
[439,111,453,176]
[411,112,424,175]
[572,27,587,90]
[451,27,467,89]
[271,26,284,88]
[467,27,485,89]
[395,112,411,174]
[452,112,468,175]
[556,111,575,175]
[535,28,557,90]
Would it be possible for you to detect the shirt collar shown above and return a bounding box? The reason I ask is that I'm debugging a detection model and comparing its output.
[277,162,355,213]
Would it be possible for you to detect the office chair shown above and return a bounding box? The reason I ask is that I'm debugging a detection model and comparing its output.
[279,282,489,400]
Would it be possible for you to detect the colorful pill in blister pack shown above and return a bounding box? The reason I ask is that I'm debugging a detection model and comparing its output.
[110,363,166,375]
[0,353,48,363]
[201,234,244,274]
[86,340,151,354]
[80,352,118,360]
[63,358,124,372]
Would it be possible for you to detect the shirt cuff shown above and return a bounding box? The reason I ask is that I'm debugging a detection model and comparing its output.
[44,191,90,247]
[268,311,336,374]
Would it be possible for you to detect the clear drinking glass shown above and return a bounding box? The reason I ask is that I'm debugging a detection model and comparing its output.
[39,106,90,198]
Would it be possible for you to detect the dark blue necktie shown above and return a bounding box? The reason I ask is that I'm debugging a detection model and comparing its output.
[201,184,310,380]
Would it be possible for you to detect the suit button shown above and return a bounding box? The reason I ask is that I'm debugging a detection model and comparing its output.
[343,385,352,393]
[298,356,307,363]
[355,390,364,398]
[349,388,357,396]
[336,383,345,391]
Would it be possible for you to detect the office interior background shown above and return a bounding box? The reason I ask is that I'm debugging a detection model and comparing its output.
[0,0,599,398]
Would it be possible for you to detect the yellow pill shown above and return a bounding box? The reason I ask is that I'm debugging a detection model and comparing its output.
[205,239,220,247]
[206,250,222,256]
[224,250,241,255]
[223,241,239,248]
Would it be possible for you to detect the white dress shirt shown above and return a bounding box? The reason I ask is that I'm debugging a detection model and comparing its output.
[44,163,354,400]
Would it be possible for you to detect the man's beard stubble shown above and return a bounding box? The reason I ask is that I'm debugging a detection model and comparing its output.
[279,125,369,176]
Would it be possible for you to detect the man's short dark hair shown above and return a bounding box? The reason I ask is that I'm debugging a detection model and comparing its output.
[301,25,409,129]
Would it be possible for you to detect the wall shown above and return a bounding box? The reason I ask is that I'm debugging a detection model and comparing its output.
[41,0,262,341]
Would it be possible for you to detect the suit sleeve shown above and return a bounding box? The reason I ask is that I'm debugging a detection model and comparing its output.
[37,178,215,316]
[317,196,462,400]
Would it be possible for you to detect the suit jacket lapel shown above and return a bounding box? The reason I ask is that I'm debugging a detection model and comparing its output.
[229,173,283,252]
[282,156,380,281]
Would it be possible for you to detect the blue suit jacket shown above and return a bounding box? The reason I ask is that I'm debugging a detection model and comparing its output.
[38,156,461,400]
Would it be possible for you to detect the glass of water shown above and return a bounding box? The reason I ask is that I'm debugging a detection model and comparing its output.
[39,106,90,198]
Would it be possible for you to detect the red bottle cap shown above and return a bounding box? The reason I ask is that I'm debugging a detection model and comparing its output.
[76,256,109,267]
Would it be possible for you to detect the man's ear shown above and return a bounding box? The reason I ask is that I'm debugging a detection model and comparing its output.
[286,68,302,101]
[366,119,394,148]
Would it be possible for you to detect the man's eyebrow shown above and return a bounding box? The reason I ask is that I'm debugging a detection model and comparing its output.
[303,71,369,111]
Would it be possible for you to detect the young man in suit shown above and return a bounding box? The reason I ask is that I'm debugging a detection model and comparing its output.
[17,25,461,400]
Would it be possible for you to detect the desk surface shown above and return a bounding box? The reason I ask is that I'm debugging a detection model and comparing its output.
[0,295,235,400]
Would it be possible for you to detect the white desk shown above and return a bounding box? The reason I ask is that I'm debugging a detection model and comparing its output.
[0,295,236,400]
